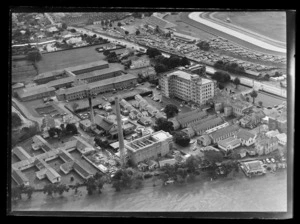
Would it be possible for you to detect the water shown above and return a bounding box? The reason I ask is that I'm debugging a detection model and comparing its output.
[12,170,287,212]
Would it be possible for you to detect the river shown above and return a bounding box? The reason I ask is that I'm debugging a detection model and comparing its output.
[12,170,287,212]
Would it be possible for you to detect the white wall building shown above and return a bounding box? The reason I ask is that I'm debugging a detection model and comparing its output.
[159,70,215,105]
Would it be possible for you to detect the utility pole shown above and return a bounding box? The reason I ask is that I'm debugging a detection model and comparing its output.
[115,96,125,168]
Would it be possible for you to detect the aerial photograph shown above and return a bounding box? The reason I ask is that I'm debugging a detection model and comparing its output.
[9,9,293,217]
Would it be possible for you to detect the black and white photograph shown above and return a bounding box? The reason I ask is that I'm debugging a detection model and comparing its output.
[8,8,294,218]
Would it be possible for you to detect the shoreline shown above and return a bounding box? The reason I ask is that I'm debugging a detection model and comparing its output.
[11,168,287,212]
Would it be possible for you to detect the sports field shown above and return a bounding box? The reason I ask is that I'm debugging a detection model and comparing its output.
[36,44,108,73]
[211,11,286,43]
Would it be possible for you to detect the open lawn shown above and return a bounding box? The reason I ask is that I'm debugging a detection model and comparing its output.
[36,44,109,73]
[212,11,286,43]
[12,60,37,84]
[164,14,214,40]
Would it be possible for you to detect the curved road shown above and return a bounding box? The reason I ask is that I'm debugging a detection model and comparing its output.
[180,12,286,56]
[188,12,286,54]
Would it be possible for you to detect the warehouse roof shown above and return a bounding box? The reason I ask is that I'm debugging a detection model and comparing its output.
[210,125,239,140]
[67,60,108,73]
[76,67,122,80]
[17,84,55,98]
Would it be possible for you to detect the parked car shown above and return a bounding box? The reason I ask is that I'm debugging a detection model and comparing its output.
[270,158,275,163]
[266,158,271,164]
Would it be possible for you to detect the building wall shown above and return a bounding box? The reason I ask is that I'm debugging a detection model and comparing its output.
[80,70,122,83]
[71,64,109,75]
[19,90,56,101]
[128,139,172,165]
[211,130,238,143]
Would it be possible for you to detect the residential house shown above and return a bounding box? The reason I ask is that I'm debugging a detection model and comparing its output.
[255,135,279,155]
[182,127,196,138]
[209,125,240,144]
[176,109,207,128]
[239,110,265,129]
[236,129,257,146]
[217,137,241,153]
[159,158,177,168]
[79,119,92,132]
[94,114,118,138]
[234,148,247,158]
[138,116,152,126]
[276,133,287,146]
[197,134,211,146]
[226,98,253,117]
[191,115,224,136]
[266,129,280,138]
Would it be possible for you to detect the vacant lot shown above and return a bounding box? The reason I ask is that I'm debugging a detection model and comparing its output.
[36,44,109,73]
[212,11,286,43]
[12,60,37,84]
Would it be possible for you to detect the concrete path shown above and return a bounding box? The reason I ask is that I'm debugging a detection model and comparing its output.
[188,12,286,53]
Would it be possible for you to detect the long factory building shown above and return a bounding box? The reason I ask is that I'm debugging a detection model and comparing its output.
[16,60,130,101]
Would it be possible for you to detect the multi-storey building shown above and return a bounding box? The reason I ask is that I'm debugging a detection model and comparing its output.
[209,124,240,144]
[125,130,173,165]
[16,84,56,101]
[55,74,137,101]
[159,70,215,105]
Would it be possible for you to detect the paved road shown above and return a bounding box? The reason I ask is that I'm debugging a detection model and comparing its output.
[12,98,43,131]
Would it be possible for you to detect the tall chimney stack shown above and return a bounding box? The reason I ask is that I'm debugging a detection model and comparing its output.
[115,96,125,167]
[88,96,95,124]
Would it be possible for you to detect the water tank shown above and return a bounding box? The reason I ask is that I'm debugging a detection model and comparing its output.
[214,102,223,112]
[224,106,233,117]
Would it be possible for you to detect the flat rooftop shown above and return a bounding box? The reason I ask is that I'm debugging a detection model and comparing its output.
[67,60,108,73]
[76,67,122,79]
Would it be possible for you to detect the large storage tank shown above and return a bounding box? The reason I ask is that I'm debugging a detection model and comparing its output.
[224,106,233,117]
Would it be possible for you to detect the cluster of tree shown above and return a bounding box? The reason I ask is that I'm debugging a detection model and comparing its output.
[111,168,143,191]
[153,117,174,133]
[211,71,231,83]
[154,55,190,74]
[173,131,190,147]
[42,183,69,197]
[104,51,119,63]
[135,29,140,35]
[80,33,106,45]
[158,155,202,184]
[48,123,78,138]
[94,137,109,149]
[12,124,39,147]
[196,41,210,51]
[11,185,35,201]
[214,60,245,74]
[146,47,162,58]
[12,112,22,128]
[85,172,107,195]
[164,104,179,119]
[69,28,77,33]
[27,51,42,63]
[131,12,152,19]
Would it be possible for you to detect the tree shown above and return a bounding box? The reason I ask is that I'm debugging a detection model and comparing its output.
[103,50,110,56]
[173,131,190,147]
[154,63,168,74]
[117,22,122,26]
[153,117,174,133]
[43,183,55,197]
[125,31,129,35]
[203,150,223,165]
[197,41,210,51]
[233,77,241,89]
[27,51,42,62]
[66,123,78,135]
[212,71,231,83]
[146,47,162,58]
[184,155,200,173]
[12,112,22,128]
[12,185,23,201]
[180,57,190,67]
[258,101,263,107]
[164,104,179,119]
[48,127,56,138]
[167,56,181,69]
[246,97,250,102]
[70,28,76,33]
[135,30,140,35]
[61,23,67,30]
[249,90,258,104]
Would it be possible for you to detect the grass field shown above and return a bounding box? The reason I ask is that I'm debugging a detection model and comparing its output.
[37,44,108,73]
[164,14,214,40]
[12,60,37,84]
[212,11,286,43]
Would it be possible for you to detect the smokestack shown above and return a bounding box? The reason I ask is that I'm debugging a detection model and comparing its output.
[115,96,125,167]
[88,96,95,124]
